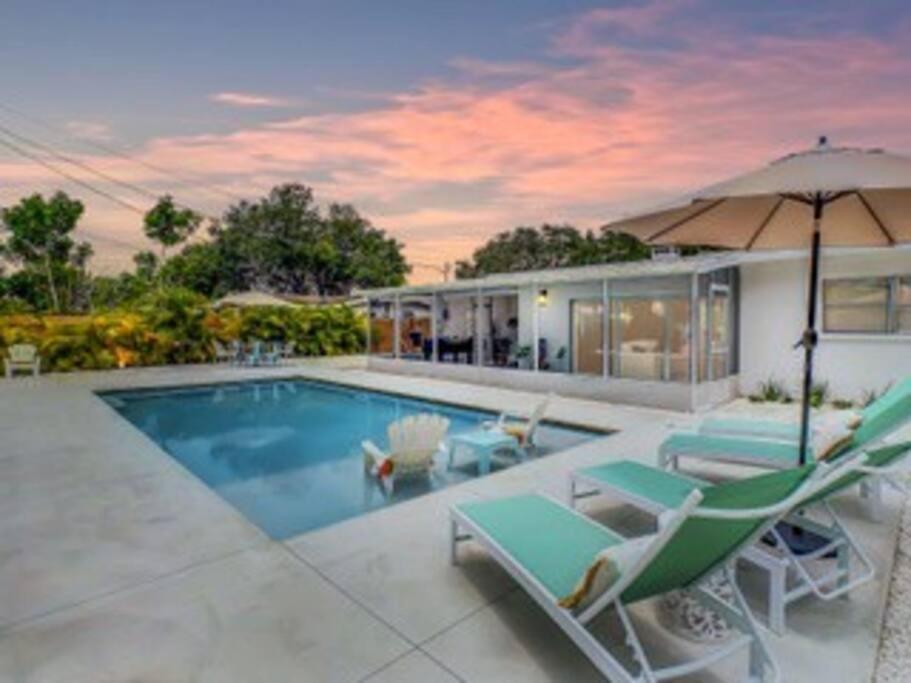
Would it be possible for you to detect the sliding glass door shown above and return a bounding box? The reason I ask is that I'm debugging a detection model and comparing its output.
[571,300,604,375]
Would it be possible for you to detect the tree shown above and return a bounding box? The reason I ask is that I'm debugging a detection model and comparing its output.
[455,224,659,278]
[1,192,86,311]
[209,183,409,296]
[159,243,226,297]
[133,250,159,281]
[143,196,202,260]
[319,203,409,293]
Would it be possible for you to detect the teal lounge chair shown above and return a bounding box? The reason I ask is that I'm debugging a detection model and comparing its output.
[659,379,911,517]
[451,462,856,681]
[570,441,911,634]
[698,416,802,442]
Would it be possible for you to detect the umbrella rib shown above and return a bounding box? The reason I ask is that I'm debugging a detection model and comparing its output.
[855,192,896,245]
[744,197,785,251]
[645,198,727,243]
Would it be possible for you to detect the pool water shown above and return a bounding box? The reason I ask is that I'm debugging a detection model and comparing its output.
[102,379,601,539]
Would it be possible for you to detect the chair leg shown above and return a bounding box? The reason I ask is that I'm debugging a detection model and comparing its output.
[767,562,787,635]
[860,477,885,522]
[615,603,659,683]
[450,518,460,565]
[694,565,779,682]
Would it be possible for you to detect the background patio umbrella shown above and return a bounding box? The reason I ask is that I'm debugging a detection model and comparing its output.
[604,137,911,463]
[213,290,298,308]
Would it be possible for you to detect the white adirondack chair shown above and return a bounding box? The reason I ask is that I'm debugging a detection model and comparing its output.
[213,340,238,364]
[485,392,553,448]
[4,344,41,378]
[363,413,450,493]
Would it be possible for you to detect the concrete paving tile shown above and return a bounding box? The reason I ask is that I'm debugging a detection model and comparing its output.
[363,650,459,683]
[0,469,264,627]
[0,546,410,683]
[287,487,515,644]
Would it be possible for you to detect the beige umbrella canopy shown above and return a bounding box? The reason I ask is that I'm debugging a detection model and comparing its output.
[610,140,911,250]
[605,137,911,462]
[213,291,298,308]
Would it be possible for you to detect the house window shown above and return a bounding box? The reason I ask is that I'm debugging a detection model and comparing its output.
[898,277,911,333]
[823,276,911,334]
[696,268,738,382]
[609,296,691,382]
[571,300,604,375]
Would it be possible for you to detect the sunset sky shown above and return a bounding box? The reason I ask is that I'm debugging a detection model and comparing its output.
[2,0,910,282]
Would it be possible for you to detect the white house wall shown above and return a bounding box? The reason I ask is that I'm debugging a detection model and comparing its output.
[739,250,911,402]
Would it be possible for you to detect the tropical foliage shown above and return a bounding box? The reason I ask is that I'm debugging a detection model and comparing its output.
[201,185,409,297]
[1,184,410,313]
[0,290,366,373]
[0,192,94,312]
[455,224,714,279]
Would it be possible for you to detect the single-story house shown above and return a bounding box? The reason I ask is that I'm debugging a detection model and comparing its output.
[359,247,911,411]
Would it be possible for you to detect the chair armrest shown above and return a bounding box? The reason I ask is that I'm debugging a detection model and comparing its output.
[362,440,387,471]
[483,412,511,429]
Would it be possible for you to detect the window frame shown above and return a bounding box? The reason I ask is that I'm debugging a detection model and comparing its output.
[822,274,911,336]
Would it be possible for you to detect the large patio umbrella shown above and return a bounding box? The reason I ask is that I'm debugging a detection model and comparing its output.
[604,138,911,463]
[213,291,298,308]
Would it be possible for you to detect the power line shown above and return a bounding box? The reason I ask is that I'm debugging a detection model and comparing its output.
[0,132,147,214]
[0,130,215,255]
[0,120,219,221]
[0,100,246,203]
[76,227,149,253]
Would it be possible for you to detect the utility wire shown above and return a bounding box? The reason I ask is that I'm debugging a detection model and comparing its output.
[76,227,150,253]
[0,100,245,203]
[0,121,219,221]
[0,130,213,254]
[0,132,146,214]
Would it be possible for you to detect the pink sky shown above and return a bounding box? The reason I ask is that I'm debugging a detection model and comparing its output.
[2,1,910,282]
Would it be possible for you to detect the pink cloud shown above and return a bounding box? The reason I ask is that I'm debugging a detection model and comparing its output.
[3,1,911,283]
[64,120,114,142]
[209,91,294,108]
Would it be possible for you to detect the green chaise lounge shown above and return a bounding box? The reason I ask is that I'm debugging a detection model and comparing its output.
[691,378,909,444]
[658,378,911,515]
[569,441,911,634]
[450,461,860,682]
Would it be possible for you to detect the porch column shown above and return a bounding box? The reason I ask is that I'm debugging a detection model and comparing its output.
[532,283,540,372]
[689,274,698,411]
[365,298,372,357]
[393,294,401,360]
[431,293,438,363]
[475,287,483,367]
[602,279,610,380]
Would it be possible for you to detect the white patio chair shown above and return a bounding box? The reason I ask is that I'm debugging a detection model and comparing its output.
[213,340,238,364]
[485,392,553,448]
[363,413,450,493]
[4,343,41,378]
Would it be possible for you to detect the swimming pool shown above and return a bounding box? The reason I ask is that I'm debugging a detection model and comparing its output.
[102,379,602,539]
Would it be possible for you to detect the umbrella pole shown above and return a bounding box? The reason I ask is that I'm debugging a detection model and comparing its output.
[798,194,824,464]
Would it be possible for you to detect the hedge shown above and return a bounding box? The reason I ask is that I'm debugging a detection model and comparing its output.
[0,288,366,373]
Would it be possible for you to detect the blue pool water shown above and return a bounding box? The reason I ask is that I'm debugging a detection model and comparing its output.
[102,379,601,539]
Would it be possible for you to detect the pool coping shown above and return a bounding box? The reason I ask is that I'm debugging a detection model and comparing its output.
[97,373,617,436]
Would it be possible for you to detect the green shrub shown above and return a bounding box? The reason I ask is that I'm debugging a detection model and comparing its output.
[753,377,792,404]
[809,380,829,409]
[0,292,366,373]
[860,383,893,408]
[831,398,855,410]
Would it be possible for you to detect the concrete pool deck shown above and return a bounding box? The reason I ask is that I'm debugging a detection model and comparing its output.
[0,359,906,681]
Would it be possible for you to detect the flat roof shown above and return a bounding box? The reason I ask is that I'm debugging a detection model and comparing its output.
[358,245,911,298]
[359,252,738,297]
